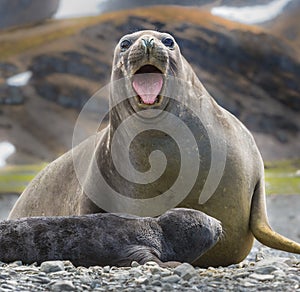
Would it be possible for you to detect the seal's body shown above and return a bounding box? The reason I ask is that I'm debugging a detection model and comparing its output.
[1,209,221,267]
[9,30,300,267]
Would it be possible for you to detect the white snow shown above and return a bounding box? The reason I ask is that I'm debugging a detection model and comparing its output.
[6,71,32,87]
[55,0,293,23]
[54,0,106,19]
[211,0,293,24]
[0,142,15,168]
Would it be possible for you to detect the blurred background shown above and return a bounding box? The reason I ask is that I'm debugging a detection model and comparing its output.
[0,0,299,239]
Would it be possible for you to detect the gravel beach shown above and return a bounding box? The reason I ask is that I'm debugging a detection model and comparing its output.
[0,194,299,291]
[0,243,299,291]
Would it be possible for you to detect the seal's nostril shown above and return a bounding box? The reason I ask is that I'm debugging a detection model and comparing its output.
[149,38,154,47]
[141,38,155,53]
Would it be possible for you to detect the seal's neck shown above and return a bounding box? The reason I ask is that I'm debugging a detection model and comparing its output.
[98,107,182,200]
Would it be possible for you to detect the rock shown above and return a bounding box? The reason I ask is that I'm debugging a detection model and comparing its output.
[135,276,149,284]
[33,82,90,109]
[9,261,23,267]
[90,280,102,289]
[50,280,75,292]
[30,53,107,81]
[14,266,39,273]
[255,257,291,270]
[130,267,143,278]
[161,283,174,291]
[162,274,181,283]
[131,261,140,267]
[0,85,25,105]
[160,270,172,277]
[143,261,159,267]
[249,273,275,281]
[174,263,197,280]
[1,283,16,290]
[0,63,18,78]
[272,270,287,278]
[103,265,110,272]
[254,266,278,274]
[40,261,65,273]
[151,280,162,286]
[31,275,51,284]
[241,281,256,287]
[231,272,251,279]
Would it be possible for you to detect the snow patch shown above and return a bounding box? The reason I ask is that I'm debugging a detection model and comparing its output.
[6,71,32,87]
[211,0,293,24]
[0,142,15,168]
[54,0,106,19]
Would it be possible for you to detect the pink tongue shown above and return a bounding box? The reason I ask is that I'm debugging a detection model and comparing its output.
[132,74,163,104]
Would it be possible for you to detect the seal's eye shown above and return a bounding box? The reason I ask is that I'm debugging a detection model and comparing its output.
[162,37,174,49]
[120,39,131,52]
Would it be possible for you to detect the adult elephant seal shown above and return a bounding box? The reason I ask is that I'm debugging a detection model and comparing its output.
[1,208,222,267]
[9,30,300,267]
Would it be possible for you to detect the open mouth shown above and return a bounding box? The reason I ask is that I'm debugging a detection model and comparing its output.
[132,65,164,106]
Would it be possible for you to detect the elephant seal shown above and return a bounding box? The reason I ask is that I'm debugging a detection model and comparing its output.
[1,208,221,267]
[9,30,300,267]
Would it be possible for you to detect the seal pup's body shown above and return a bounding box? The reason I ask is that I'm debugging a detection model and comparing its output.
[1,209,221,267]
[9,30,300,267]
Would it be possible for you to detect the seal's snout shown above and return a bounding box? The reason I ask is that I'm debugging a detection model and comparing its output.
[206,216,223,243]
[215,221,223,242]
[141,37,155,54]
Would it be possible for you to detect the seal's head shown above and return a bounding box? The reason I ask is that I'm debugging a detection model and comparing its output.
[158,208,223,263]
[111,30,187,118]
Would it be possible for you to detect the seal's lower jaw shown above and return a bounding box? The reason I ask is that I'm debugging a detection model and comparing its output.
[136,95,163,108]
[132,65,165,108]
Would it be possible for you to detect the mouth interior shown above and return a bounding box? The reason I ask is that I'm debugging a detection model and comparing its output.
[132,65,163,105]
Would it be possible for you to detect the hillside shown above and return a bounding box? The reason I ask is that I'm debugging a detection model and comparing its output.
[0,6,299,163]
[262,0,300,52]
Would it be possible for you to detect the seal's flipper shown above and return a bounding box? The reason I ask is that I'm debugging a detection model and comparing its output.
[117,245,164,267]
[250,179,300,254]
[159,261,182,268]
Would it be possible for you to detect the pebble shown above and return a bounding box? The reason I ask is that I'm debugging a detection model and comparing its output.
[254,266,278,274]
[163,274,181,283]
[0,246,299,291]
[50,280,75,291]
[131,261,140,267]
[174,262,197,280]
[249,273,275,281]
[40,261,65,273]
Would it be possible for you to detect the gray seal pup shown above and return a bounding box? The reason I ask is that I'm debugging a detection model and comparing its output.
[9,30,300,267]
[1,208,221,267]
